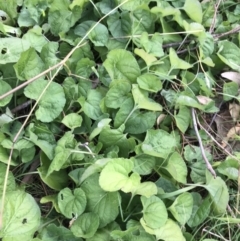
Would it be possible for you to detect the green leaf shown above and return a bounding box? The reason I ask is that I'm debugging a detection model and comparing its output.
[184,145,212,183]
[142,129,176,159]
[1,120,23,141]
[22,26,48,52]
[47,132,78,175]
[99,157,157,196]
[88,222,120,241]
[23,0,49,23]
[89,22,109,46]
[89,118,112,141]
[203,174,229,214]
[24,79,66,122]
[154,219,186,241]
[176,95,204,110]
[114,96,156,134]
[125,110,156,134]
[134,48,157,66]
[0,190,41,241]
[117,0,151,11]
[61,113,83,130]
[0,38,30,64]
[71,212,99,239]
[132,84,162,111]
[137,74,162,93]
[39,223,81,241]
[160,17,182,43]
[175,106,191,133]
[217,157,239,180]
[40,194,60,213]
[75,58,95,79]
[74,20,95,37]
[168,192,193,225]
[182,21,205,37]
[0,0,18,21]
[187,193,211,228]
[114,96,134,128]
[58,187,87,219]
[99,125,136,157]
[132,154,156,175]
[131,181,157,198]
[27,123,55,160]
[132,8,155,35]
[141,195,168,229]
[103,49,141,83]
[96,0,117,15]
[1,138,36,163]
[217,40,240,72]
[183,0,202,23]
[81,173,119,228]
[199,32,214,58]
[0,163,16,192]
[163,152,188,184]
[140,32,164,58]
[14,47,45,81]
[79,88,106,120]
[223,82,238,101]
[169,48,192,70]
[17,7,36,27]
[0,80,12,107]
[38,152,69,191]
[105,80,132,109]
[40,42,60,69]
[99,158,135,192]
[107,11,131,42]
[48,10,76,36]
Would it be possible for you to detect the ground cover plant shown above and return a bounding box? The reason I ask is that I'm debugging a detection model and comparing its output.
[0,0,239,240]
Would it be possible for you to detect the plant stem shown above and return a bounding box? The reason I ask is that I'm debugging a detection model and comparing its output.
[191,108,217,178]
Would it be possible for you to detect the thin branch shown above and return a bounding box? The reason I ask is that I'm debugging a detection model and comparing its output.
[162,40,191,48]
[0,59,65,101]
[11,100,32,113]
[196,117,239,161]
[21,159,40,184]
[202,228,229,241]
[191,108,217,178]
[227,205,240,229]
[213,25,240,40]
[177,47,198,55]
[209,0,222,33]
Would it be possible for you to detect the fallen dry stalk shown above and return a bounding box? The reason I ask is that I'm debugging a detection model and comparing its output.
[191,108,217,178]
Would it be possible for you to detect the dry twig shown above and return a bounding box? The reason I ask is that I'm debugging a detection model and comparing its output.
[213,25,240,40]
[202,228,229,241]
[209,0,222,33]
[11,100,32,113]
[191,108,217,178]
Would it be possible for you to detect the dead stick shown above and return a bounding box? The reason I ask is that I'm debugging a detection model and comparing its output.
[227,205,240,229]
[191,108,217,178]
[209,0,222,33]
[213,25,240,40]
[11,100,32,113]
[21,159,40,184]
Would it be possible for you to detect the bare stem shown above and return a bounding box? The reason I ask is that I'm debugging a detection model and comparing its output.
[202,228,229,241]
[191,108,217,178]
[209,0,222,33]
